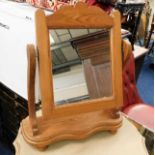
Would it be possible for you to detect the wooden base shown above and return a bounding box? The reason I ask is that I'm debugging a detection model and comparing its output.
[21,110,122,151]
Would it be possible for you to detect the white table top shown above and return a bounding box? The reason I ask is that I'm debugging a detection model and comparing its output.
[13,116,148,155]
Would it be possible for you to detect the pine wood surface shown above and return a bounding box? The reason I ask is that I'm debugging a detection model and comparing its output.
[27,45,38,136]
[21,2,123,150]
[46,3,114,29]
[22,110,122,150]
[15,117,148,155]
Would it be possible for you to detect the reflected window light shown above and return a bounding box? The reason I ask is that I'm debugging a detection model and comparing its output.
[49,34,55,44]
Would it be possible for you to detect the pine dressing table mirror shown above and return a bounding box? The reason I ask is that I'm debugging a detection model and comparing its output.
[21,2,123,151]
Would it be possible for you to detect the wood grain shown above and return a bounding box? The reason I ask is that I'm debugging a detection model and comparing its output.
[46,2,114,29]
[35,9,54,119]
[21,2,123,150]
[27,44,39,135]
[110,11,123,108]
[21,110,122,150]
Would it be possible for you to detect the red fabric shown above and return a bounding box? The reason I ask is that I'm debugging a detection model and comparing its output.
[122,53,143,110]
[86,0,113,14]
[124,104,154,130]
[122,53,154,131]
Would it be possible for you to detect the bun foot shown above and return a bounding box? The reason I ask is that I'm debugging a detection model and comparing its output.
[36,145,48,151]
[110,130,117,134]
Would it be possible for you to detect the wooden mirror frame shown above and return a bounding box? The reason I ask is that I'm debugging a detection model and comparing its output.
[21,2,123,151]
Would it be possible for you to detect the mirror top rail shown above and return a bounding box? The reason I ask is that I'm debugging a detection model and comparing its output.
[44,2,114,29]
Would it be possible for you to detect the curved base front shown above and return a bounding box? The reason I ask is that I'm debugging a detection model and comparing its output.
[21,110,123,151]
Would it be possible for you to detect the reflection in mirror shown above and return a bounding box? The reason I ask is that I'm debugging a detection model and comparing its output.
[49,29,112,106]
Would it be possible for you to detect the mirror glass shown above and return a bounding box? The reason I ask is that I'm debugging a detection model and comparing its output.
[49,29,112,106]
